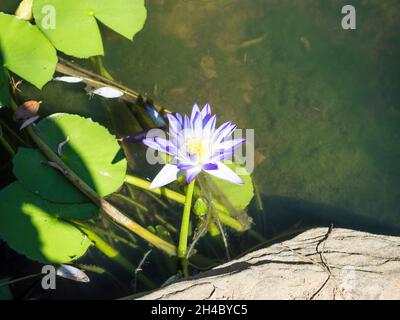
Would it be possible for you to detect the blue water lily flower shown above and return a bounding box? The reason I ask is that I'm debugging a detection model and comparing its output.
[143,104,245,188]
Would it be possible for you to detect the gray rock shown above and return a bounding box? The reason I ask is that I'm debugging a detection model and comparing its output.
[138,227,400,300]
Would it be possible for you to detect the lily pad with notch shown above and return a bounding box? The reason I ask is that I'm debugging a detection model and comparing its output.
[13,113,127,203]
[32,0,147,58]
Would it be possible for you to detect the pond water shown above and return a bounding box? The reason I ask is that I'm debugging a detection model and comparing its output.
[1,0,400,299]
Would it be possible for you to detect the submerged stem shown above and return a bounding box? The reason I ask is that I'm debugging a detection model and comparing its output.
[177,179,196,259]
[124,174,246,232]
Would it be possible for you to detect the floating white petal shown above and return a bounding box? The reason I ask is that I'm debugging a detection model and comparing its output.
[56,265,90,283]
[92,87,124,99]
[53,76,84,83]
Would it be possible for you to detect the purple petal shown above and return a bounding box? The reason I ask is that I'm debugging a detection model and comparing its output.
[203,114,216,134]
[204,162,243,184]
[192,110,202,133]
[209,149,234,163]
[186,167,201,183]
[177,163,195,170]
[183,114,191,129]
[211,121,231,142]
[202,163,218,170]
[166,113,182,134]
[142,137,176,155]
[201,104,211,118]
[213,123,237,144]
[190,104,201,123]
[175,113,183,126]
[150,164,180,189]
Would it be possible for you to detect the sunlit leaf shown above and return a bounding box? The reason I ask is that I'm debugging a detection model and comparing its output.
[84,0,147,40]
[33,0,103,58]
[0,183,93,263]
[210,162,254,211]
[13,113,127,203]
[0,13,57,89]
[33,0,147,58]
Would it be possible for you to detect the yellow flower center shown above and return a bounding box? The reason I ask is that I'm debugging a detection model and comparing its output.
[186,138,209,162]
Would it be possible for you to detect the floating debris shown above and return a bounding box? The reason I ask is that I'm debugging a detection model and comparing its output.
[15,100,41,120]
[56,265,90,283]
[15,0,33,21]
[57,136,70,157]
[19,115,39,130]
[239,34,267,49]
[92,87,124,99]
[53,76,84,83]
[200,55,218,79]
[300,36,311,51]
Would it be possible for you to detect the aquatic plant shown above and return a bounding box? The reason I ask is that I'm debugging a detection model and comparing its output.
[142,104,246,260]
[143,104,245,188]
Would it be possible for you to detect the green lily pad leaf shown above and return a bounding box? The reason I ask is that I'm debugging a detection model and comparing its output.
[13,148,88,203]
[0,183,93,264]
[0,13,57,89]
[211,162,254,211]
[33,0,147,58]
[33,0,103,58]
[85,0,147,40]
[14,113,127,203]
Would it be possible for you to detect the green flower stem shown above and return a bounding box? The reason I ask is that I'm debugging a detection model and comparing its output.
[124,174,246,232]
[125,174,185,203]
[0,134,15,157]
[177,179,196,258]
[25,125,177,256]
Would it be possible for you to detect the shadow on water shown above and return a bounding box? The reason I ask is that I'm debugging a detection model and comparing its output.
[249,193,400,245]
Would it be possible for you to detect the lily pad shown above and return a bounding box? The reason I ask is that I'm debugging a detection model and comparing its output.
[13,148,88,203]
[33,0,147,58]
[0,13,57,89]
[33,0,103,58]
[210,163,254,211]
[14,113,127,203]
[85,0,147,40]
[0,183,93,263]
